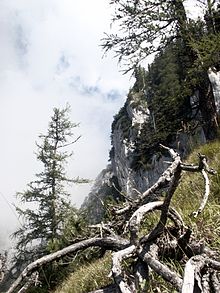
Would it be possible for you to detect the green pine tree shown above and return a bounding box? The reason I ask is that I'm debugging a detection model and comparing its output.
[13,105,83,264]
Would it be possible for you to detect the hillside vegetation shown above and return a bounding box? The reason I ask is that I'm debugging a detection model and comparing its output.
[173,140,220,251]
[53,140,220,293]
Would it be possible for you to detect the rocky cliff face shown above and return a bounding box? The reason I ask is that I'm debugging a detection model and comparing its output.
[81,165,122,223]
[208,68,220,114]
[82,68,220,223]
[110,93,171,198]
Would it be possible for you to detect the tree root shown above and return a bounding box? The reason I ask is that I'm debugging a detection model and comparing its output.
[6,146,219,293]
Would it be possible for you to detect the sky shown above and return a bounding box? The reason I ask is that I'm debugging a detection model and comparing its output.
[0,0,204,250]
[0,0,132,249]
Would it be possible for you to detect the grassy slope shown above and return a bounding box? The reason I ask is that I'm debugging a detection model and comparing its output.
[172,139,220,250]
[53,252,112,293]
[53,140,220,293]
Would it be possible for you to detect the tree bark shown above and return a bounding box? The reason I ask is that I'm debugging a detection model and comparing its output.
[138,246,183,292]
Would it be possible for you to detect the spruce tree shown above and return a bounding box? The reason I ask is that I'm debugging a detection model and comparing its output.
[103,0,219,140]
[13,105,81,263]
[102,0,219,71]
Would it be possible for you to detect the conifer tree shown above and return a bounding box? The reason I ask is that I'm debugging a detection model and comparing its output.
[13,105,81,263]
[102,0,219,71]
[103,0,220,140]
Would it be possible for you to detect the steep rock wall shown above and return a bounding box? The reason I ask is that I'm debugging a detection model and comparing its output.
[208,68,220,114]
[81,165,121,223]
[82,69,220,222]
[110,90,207,198]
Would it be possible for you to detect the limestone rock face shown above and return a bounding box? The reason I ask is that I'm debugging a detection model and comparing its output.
[109,90,206,198]
[111,95,168,197]
[82,70,220,223]
[81,165,121,224]
[208,68,220,114]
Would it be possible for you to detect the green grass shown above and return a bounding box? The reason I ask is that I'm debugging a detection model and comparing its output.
[53,252,112,293]
[172,140,220,250]
[53,140,220,292]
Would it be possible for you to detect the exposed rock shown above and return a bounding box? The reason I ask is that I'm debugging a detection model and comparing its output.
[82,69,220,223]
[208,67,220,114]
[81,165,121,224]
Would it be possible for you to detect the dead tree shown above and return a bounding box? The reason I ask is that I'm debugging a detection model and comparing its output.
[6,145,220,293]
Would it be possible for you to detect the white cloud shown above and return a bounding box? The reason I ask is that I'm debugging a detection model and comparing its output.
[0,0,131,248]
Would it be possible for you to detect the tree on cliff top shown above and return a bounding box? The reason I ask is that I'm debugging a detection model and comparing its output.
[102,0,219,71]
[103,0,220,140]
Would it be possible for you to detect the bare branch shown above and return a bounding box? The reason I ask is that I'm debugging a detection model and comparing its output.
[181,153,216,218]
[142,159,182,243]
[181,153,216,174]
[112,245,136,293]
[138,246,183,292]
[180,163,200,172]
[56,135,82,149]
[17,272,39,293]
[198,153,217,175]
[89,222,117,237]
[191,169,210,218]
[168,207,187,231]
[128,201,163,245]
[7,237,129,293]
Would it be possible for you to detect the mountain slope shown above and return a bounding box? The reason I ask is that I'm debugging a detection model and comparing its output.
[54,140,220,293]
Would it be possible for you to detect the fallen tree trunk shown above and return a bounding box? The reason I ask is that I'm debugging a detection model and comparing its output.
[6,145,219,293]
[7,237,129,293]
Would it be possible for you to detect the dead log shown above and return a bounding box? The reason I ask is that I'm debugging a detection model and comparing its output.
[6,237,129,293]
[138,244,183,292]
